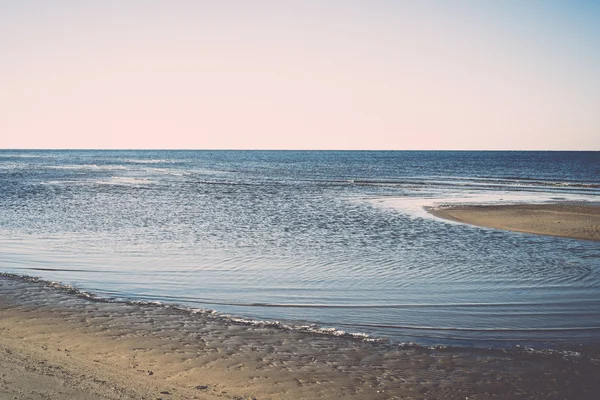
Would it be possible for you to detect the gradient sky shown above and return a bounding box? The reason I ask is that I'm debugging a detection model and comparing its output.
[1,1,599,150]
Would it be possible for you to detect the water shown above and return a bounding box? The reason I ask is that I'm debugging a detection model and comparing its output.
[1,150,599,349]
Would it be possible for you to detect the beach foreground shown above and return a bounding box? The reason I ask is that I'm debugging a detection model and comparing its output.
[428,203,600,241]
[2,275,599,400]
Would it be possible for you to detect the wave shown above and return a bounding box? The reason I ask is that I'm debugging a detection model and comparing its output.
[0,154,56,159]
[144,298,600,310]
[45,164,127,171]
[340,322,600,333]
[0,273,383,343]
[95,177,155,186]
[123,159,174,164]
[11,267,104,273]
[41,177,156,187]
[344,177,600,190]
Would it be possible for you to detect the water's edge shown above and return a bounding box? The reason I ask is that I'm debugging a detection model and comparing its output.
[3,271,599,364]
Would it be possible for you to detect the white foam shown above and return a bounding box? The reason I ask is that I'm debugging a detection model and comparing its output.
[95,177,155,186]
[46,164,127,171]
[369,192,599,223]
[124,159,171,164]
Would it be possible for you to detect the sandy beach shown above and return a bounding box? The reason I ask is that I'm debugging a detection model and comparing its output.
[2,275,600,400]
[428,203,600,241]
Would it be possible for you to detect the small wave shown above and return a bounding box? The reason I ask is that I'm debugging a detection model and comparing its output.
[226,316,382,342]
[95,177,155,186]
[41,177,157,187]
[11,267,104,273]
[340,322,600,333]
[0,154,55,159]
[41,180,82,186]
[46,164,127,171]
[191,180,254,186]
[124,159,171,164]
[139,167,187,176]
[346,176,600,191]
[0,273,383,343]
[161,299,591,309]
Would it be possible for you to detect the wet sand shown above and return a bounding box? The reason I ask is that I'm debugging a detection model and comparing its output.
[428,203,600,241]
[2,275,600,399]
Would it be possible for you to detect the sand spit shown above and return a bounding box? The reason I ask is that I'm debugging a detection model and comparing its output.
[428,203,600,241]
[1,275,600,400]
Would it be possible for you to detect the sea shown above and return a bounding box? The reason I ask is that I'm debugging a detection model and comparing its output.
[1,150,599,350]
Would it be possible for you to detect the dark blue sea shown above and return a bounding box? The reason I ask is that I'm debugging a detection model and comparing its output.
[1,150,599,349]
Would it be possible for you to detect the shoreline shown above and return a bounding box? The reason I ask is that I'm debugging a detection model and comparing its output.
[2,274,600,399]
[427,202,600,241]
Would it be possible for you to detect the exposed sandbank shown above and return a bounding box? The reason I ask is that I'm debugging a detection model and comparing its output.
[428,203,600,241]
[2,275,600,399]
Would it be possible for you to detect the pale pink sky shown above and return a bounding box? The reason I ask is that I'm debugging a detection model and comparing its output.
[1,1,599,150]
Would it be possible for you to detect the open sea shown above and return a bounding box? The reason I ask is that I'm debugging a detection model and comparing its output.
[1,150,599,350]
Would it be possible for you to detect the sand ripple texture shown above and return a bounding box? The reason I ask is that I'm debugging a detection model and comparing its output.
[2,276,599,400]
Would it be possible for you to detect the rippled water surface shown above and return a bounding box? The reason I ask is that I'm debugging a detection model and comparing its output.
[1,150,599,348]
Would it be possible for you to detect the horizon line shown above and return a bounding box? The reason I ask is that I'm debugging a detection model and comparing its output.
[1,148,598,152]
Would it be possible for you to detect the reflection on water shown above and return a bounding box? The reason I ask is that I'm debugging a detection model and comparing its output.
[0,150,599,348]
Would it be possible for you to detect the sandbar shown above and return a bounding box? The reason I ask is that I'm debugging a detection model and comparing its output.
[428,203,600,241]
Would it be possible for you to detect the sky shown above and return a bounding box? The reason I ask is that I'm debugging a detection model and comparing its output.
[1,0,599,150]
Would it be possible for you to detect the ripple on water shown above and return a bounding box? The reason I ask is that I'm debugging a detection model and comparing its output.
[1,150,599,350]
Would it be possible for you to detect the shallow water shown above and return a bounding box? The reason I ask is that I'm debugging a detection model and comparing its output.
[1,150,599,348]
